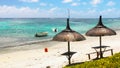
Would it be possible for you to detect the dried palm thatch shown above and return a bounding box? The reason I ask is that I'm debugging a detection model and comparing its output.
[86,15,116,58]
[52,18,85,65]
[53,18,85,41]
[86,16,116,36]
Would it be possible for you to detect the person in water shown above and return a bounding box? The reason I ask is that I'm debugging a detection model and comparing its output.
[53,28,58,32]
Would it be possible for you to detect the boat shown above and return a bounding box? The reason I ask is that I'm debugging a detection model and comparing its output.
[35,32,48,37]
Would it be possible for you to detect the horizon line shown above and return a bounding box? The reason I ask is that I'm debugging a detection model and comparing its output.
[0,17,119,19]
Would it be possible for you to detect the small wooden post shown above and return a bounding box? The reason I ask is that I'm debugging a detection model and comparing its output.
[111,49,113,55]
[88,54,90,59]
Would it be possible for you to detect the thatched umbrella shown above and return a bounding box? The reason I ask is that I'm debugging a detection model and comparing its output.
[53,18,85,64]
[86,15,116,58]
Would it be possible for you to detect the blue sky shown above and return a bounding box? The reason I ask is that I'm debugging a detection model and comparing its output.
[0,0,120,18]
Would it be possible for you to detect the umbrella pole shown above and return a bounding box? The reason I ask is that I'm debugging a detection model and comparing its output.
[99,36,103,58]
[68,41,71,65]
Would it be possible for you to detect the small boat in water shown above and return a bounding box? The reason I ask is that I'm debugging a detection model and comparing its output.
[35,32,48,37]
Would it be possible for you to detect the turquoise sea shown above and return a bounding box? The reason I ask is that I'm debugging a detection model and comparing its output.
[0,18,120,48]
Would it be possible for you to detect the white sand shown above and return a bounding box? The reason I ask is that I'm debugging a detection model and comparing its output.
[0,31,120,68]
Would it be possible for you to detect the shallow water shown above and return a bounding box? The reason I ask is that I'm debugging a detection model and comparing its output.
[0,18,120,48]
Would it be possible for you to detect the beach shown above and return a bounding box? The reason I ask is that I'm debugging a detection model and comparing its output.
[0,30,119,68]
[0,0,120,68]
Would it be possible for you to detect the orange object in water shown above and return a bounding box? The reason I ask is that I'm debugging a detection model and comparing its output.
[44,48,48,52]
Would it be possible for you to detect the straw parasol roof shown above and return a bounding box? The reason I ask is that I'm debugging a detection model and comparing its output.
[53,17,85,65]
[53,18,85,41]
[86,15,116,58]
[86,16,116,36]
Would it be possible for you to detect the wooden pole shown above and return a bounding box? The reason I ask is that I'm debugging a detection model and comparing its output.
[99,36,103,58]
[68,41,71,64]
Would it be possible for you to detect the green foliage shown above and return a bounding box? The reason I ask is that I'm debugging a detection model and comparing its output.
[64,52,120,68]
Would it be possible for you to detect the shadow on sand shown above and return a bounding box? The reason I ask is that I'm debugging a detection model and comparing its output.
[65,62,84,66]
[65,57,108,67]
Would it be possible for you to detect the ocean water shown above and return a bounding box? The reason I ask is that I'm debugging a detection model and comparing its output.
[0,18,120,48]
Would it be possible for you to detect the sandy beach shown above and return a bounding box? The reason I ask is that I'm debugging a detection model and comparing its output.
[0,31,120,68]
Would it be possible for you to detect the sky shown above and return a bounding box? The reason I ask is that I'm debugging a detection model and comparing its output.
[0,0,120,18]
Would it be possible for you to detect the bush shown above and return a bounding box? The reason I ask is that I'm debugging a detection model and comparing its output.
[64,52,120,68]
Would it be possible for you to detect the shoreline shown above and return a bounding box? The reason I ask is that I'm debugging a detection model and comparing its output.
[0,30,119,54]
[0,29,119,48]
[0,28,119,49]
[0,28,119,48]
[0,39,56,54]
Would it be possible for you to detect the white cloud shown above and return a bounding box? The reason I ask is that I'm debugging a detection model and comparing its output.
[100,8,115,14]
[19,0,39,3]
[62,0,73,3]
[99,8,120,18]
[40,3,47,6]
[71,3,79,6]
[0,5,119,18]
[48,7,58,13]
[90,0,101,5]
[0,5,65,18]
[40,3,54,7]
[70,9,99,18]
[0,5,40,18]
[107,1,115,6]
[70,8,120,18]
